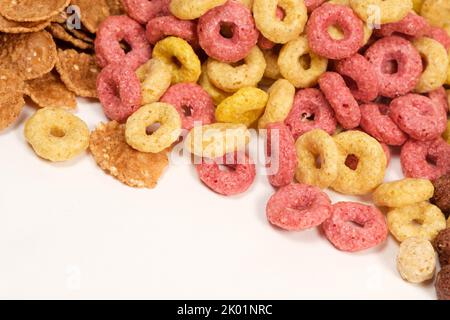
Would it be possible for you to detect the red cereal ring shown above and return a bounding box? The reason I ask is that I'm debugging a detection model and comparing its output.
[428,87,449,113]
[375,12,428,38]
[425,26,450,51]
[266,183,332,231]
[364,36,422,98]
[95,15,152,70]
[197,0,259,63]
[96,64,142,123]
[360,103,408,146]
[195,152,256,196]
[389,94,447,141]
[146,15,199,48]
[304,0,326,12]
[322,202,388,252]
[284,88,337,140]
[306,3,363,60]
[266,122,298,188]
[160,83,215,130]
[318,72,361,130]
[257,6,285,50]
[335,53,380,103]
[401,138,450,180]
[122,0,170,24]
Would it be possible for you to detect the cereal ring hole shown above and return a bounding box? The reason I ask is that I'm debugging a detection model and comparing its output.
[342,75,358,92]
[146,123,161,136]
[315,155,322,169]
[299,54,312,69]
[50,127,66,138]
[301,111,315,122]
[426,153,438,167]
[219,22,235,39]
[411,218,424,227]
[381,59,399,75]
[181,105,193,117]
[345,154,359,170]
[171,56,183,69]
[328,25,345,41]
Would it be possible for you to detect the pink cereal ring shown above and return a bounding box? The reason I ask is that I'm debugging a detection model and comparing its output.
[304,0,326,12]
[95,15,151,70]
[425,26,450,51]
[375,12,428,38]
[401,138,450,180]
[322,202,388,252]
[365,36,422,98]
[284,88,337,140]
[197,0,259,63]
[160,83,215,130]
[96,64,142,123]
[335,54,380,103]
[266,123,298,188]
[196,152,256,196]
[360,103,408,146]
[306,3,363,60]
[257,7,284,50]
[318,72,361,130]
[266,183,332,231]
[146,15,198,47]
[389,94,447,141]
[428,87,449,113]
[122,0,170,24]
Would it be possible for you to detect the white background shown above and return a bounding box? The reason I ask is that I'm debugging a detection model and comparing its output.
[0,99,436,299]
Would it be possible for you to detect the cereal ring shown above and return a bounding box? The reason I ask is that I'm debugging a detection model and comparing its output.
[436,266,450,300]
[257,7,285,50]
[215,87,268,127]
[152,36,201,84]
[375,12,428,38]
[318,72,361,130]
[397,237,436,283]
[146,15,198,47]
[198,63,231,105]
[413,37,449,93]
[420,0,450,29]
[258,79,295,129]
[360,103,408,146]
[169,0,227,20]
[125,102,182,153]
[262,49,282,80]
[185,123,251,159]
[284,88,337,140]
[295,129,339,189]
[198,1,258,63]
[401,138,450,180]
[95,15,151,70]
[97,64,142,123]
[136,58,172,105]
[331,130,387,195]
[387,202,447,242]
[373,179,435,208]
[278,36,328,89]
[161,83,215,130]
[265,123,297,188]
[24,108,89,162]
[365,36,423,98]
[434,228,450,266]
[389,94,447,141]
[253,0,307,44]
[122,0,170,24]
[206,46,266,92]
[322,202,388,252]
[266,183,332,231]
[335,54,379,103]
[428,87,449,113]
[424,26,450,51]
[349,0,412,24]
[307,3,364,60]
[343,139,391,170]
[432,173,450,219]
[196,152,256,196]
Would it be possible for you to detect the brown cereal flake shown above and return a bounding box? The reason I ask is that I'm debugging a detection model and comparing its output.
[67,27,94,43]
[0,69,25,131]
[0,13,52,33]
[0,94,25,132]
[24,71,77,109]
[0,30,57,81]
[47,23,93,50]
[55,49,100,98]
[0,0,70,22]
[89,121,169,189]
[70,0,110,33]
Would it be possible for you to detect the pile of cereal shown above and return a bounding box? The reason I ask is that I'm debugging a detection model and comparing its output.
[1,0,450,299]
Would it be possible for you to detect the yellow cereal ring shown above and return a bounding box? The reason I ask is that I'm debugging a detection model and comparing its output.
[216,87,268,127]
[152,36,201,84]
[295,129,340,189]
[136,58,172,105]
[258,79,295,129]
[263,49,282,80]
[278,36,328,88]
[169,0,227,20]
[373,178,435,208]
[397,237,436,283]
[125,102,182,153]
[253,0,307,44]
[446,55,450,85]
[24,107,89,162]
[198,63,230,106]
[413,37,449,93]
[185,123,251,159]
[331,130,387,195]
[349,0,412,24]
[207,46,266,92]
[387,202,447,242]
[420,0,450,28]
[443,119,450,144]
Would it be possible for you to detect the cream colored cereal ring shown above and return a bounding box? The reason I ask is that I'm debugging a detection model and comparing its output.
[387,202,447,242]
[136,59,172,105]
[420,0,450,28]
[350,0,412,24]
[258,79,295,129]
[397,237,436,283]
[373,178,435,208]
[198,63,230,106]
[169,0,227,20]
[24,107,89,162]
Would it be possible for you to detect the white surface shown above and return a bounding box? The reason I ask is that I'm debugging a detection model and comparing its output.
[0,99,436,300]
